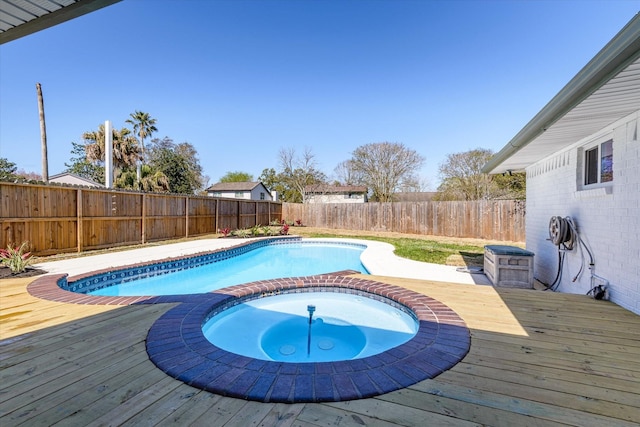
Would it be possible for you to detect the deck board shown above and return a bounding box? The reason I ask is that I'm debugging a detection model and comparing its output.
[1,274,639,426]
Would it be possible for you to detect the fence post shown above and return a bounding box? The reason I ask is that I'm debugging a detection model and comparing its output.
[255,201,258,226]
[76,188,83,252]
[185,196,190,238]
[141,193,146,244]
[215,198,219,232]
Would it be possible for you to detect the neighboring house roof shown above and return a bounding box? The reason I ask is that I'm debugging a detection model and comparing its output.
[484,13,640,174]
[206,182,269,192]
[0,0,122,45]
[49,172,104,188]
[304,185,368,194]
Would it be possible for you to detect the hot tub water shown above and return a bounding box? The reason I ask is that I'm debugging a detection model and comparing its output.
[202,291,418,363]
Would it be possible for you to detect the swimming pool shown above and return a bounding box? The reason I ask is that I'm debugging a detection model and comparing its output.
[65,238,368,296]
[26,237,472,403]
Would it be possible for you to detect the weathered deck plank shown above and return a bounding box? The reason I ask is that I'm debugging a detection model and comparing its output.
[1,274,639,426]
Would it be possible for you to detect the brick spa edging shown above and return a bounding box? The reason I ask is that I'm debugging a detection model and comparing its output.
[145,275,470,403]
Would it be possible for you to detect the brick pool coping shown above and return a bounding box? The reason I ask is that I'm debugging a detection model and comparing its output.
[26,256,470,403]
[26,236,303,305]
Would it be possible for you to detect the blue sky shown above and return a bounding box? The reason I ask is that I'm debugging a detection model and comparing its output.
[1,0,638,189]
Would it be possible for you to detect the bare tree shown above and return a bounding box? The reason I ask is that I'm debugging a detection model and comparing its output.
[349,142,424,202]
[333,159,364,185]
[278,147,326,203]
[436,148,495,200]
[436,148,526,200]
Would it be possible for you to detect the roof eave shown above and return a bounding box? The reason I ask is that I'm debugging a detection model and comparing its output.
[0,0,122,45]
[483,13,640,174]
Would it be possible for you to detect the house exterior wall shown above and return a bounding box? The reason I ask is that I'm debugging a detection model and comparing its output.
[306,193,366,204]
[208,186,272,201]
[207,191,249,199]
[525,110,639,314]
[250,186,273,201]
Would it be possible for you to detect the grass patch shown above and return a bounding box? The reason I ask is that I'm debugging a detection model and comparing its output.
[299,232,485,265]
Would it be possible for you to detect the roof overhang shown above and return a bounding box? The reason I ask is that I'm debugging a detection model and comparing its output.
[483,13,640,175]
[0,0,121,45]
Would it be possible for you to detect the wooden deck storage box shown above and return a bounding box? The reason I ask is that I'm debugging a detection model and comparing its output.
[484,245,534,289]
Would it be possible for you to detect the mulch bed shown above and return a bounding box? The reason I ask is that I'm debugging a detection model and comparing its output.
[0,267,47,279]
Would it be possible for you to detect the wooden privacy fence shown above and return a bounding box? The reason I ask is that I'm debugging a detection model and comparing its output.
[0,182,282,255]
[282,200,525,242]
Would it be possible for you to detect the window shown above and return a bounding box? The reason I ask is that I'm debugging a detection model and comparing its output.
[260,192,265,200]
[235,192,243,198]
[583,139,613,186]
[212,192,221,197]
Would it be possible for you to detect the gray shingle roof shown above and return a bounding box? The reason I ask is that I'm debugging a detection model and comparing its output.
[207,182,263,192]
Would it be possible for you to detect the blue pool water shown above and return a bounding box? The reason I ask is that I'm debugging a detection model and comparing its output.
[202,292,418,362]
[89,242,368,296]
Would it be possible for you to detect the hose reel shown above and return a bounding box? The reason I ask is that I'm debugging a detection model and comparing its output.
[548,216,575,249]
[545,215,602,298]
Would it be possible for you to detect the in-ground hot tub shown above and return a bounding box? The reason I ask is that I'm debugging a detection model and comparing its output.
[202,291,418,363]
[145,276,472,403]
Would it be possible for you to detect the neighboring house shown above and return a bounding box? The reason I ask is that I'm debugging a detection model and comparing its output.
[304,185,368,203]
[206,182,273,201]
[49,172,104,188]
[483,14,640,315]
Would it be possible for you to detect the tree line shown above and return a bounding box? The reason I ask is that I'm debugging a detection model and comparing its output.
[65,111,207,194]
[219,144,524,202]
[1,112,524,200]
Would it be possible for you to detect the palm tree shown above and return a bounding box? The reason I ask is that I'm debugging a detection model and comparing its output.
[83,124,140,183]
[126,111,157,163]
[115,164,170,192]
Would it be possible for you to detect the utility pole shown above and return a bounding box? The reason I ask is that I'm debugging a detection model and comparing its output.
[36,83,49,182]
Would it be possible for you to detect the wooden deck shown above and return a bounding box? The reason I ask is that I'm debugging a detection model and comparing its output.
[1,273,639,426]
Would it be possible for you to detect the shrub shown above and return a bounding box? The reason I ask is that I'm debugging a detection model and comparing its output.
[218,227,231,237]
[232,228,250,238]
[250,225,262,237]
[0,242,33,273]
[280,224,290,235]
[261,225,275,236]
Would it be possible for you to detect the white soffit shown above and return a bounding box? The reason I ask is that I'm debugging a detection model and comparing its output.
[496,57,640,173]
[484,13,640,174]
[0,0,121,44]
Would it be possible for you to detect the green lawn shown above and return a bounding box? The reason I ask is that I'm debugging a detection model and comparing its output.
[297,232,485,265]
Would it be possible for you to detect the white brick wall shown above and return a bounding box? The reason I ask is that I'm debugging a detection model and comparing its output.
[526,110,640,315]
